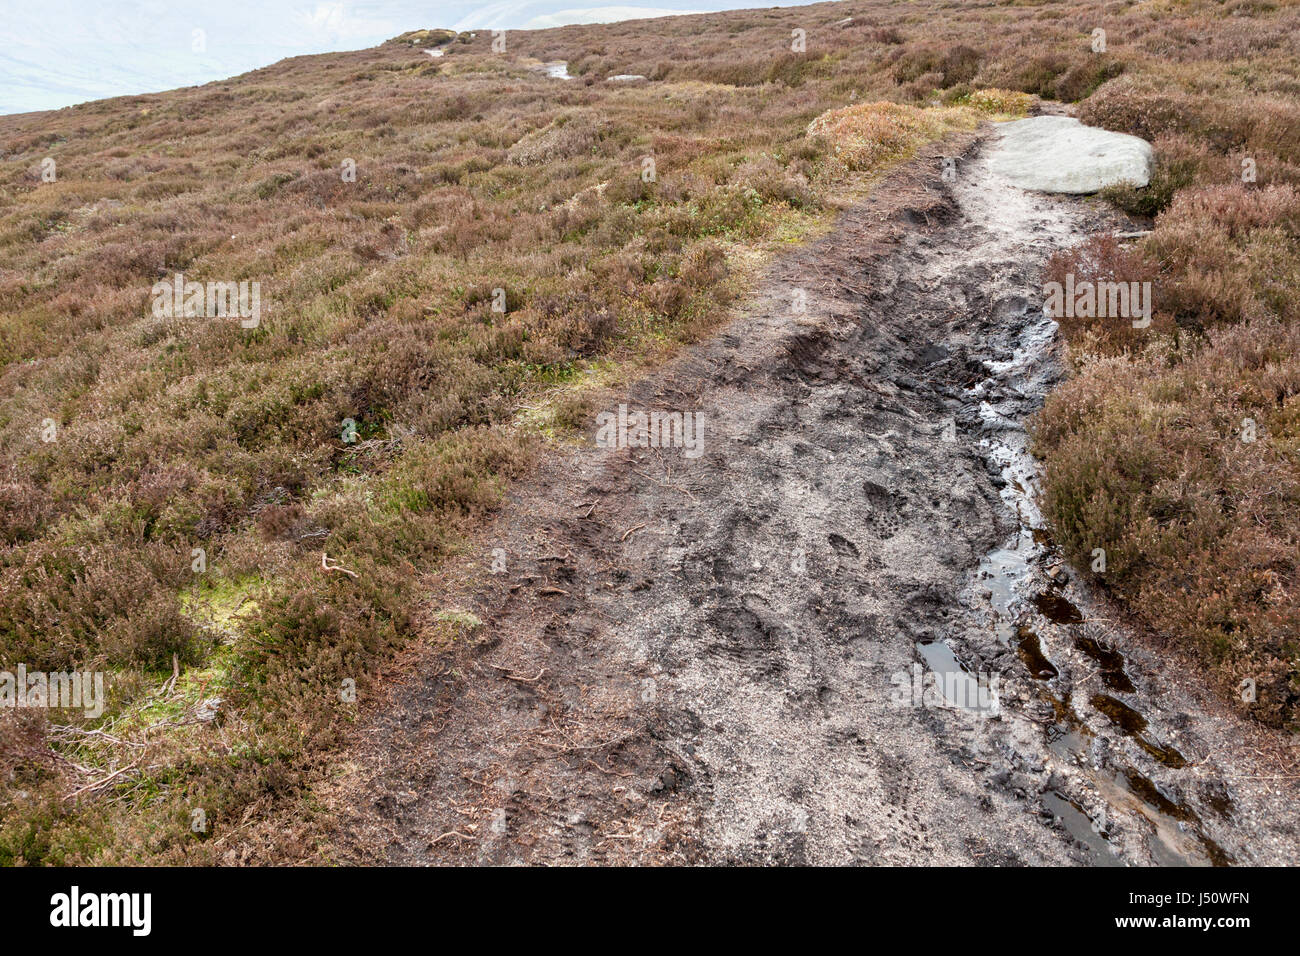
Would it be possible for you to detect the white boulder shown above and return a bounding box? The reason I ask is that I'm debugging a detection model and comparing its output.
[987,115,1153,194]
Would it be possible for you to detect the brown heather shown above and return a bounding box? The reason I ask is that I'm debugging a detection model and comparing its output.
[0,0,1297,862]
[1036,135,1300,729]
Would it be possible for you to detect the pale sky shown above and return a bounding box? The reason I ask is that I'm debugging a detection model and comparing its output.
[0,1,825,115]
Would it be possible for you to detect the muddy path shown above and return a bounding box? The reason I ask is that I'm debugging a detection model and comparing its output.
[317,129,1298,866]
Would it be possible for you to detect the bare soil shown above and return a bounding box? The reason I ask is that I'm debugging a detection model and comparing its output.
[315,128,1299,866]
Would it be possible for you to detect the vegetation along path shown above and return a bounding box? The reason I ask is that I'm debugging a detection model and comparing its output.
[321,130,1298,865]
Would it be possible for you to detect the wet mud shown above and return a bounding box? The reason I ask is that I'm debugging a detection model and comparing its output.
[319,129,1299,866]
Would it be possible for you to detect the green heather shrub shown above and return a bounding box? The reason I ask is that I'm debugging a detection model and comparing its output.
[1099,134,1211,218]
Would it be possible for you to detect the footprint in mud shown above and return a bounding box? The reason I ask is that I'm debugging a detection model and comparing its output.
[867,511,902,540]
[913,343,950,369]
[1015,625,1059,680]
[706,603,788,678]
[862,479,905,539]
[1031,590,1083,624]
[828,533,859,558]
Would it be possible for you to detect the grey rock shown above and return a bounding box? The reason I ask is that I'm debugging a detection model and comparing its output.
[987,116,1153,194]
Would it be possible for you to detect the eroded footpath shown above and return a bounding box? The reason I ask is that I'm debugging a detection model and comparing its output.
[317,130,1298,866]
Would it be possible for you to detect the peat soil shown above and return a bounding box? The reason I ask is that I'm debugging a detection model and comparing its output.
[315,129,1298,866]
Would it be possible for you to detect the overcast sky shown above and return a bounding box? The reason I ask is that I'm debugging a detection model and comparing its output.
[0,1,822,115]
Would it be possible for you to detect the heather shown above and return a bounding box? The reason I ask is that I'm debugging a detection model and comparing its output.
[1,0,1297,861]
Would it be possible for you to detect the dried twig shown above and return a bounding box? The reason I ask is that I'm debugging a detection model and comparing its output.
[631,468,697,502]
[159,653,180,696]
[538,724,637,753]
[587,757,634,777]
[46,726,145,750]
[487,663,545,684]
[63,760,140,802]
[321,551,359,579]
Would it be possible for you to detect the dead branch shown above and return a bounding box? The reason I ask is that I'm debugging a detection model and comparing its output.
[322,551,359,578]
[487,663,546,684]
[63,760,140,802]
[160,653,180,696]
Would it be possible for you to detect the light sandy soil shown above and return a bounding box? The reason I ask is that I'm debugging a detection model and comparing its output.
[314,127,1299,866]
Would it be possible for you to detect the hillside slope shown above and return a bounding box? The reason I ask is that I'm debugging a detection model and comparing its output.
[1,0,1297,864]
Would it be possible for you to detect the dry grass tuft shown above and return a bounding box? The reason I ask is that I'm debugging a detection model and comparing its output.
[807,102,976,174]
[967,88,1034,117]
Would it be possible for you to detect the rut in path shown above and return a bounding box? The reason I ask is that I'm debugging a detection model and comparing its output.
[319,131,1296,866]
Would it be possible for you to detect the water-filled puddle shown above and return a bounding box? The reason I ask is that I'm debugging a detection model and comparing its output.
[1111,768,1232,867]
[1015,625,1058,680]
[977,541,1033,644]
[1090,693,1147,735]
[1091,694,1188,768]
[1032,590,1082,623]
[1042,791,1121,866]
[1073,633,1135,692]
[916,640,999,714]
[1043,696,1222,865]
[964,263,1228,865]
